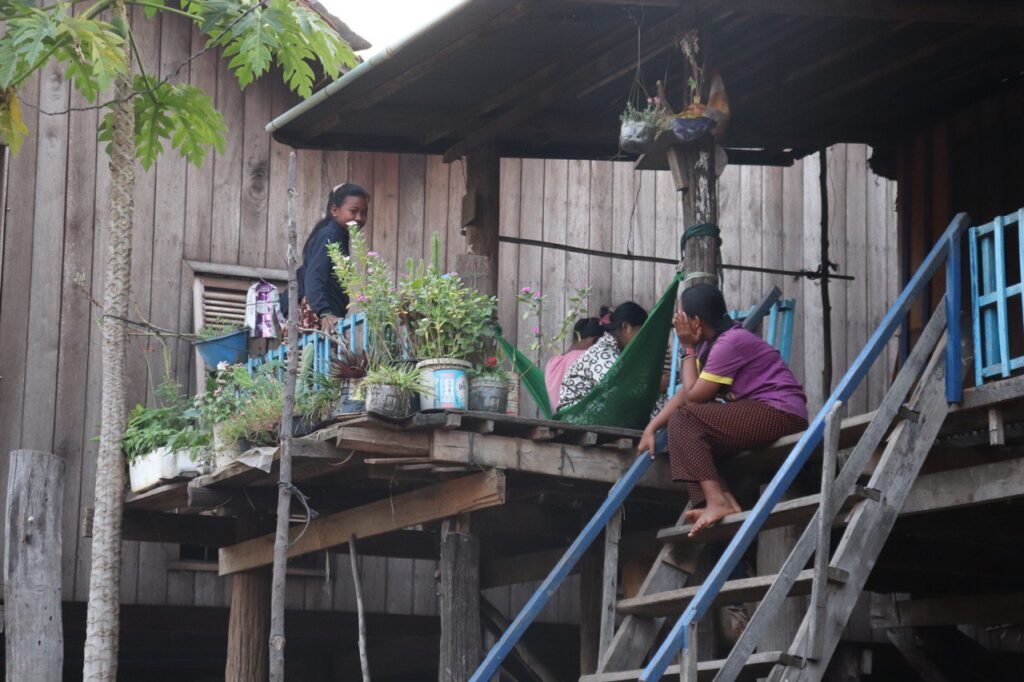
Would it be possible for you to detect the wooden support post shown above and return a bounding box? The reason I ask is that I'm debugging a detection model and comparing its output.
[349,536,371,682]
[225,512,270,682]
[580,553,602,675]
[819,147,834,396]
[808,402,842,661]
[674,137,719,289]
[680,621,698,682]
[598,508,622,663]
[987,407,1005,445]
[440,520,482,681]
[4,450,64,682]
[462,143,500,296]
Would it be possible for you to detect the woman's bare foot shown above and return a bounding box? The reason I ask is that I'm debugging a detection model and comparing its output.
[688,481,741,538]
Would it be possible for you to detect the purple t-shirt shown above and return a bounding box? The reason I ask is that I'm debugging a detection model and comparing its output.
[697,326,808,420]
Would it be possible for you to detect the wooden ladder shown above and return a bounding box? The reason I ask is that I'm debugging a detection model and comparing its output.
[583,300,955,682]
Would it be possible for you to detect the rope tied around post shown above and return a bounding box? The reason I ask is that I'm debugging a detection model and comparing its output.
[680,222,723,287]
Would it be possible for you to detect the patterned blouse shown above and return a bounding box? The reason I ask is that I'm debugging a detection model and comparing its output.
[558,333,619,409]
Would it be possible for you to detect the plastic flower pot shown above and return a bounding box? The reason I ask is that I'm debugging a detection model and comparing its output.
[194,328,249,367]
[619,120,657,154]
[468,377,509,413]
[364,384,411,420]
[416,359,471,410]
[212,422,242,470]
[128,447,205,493]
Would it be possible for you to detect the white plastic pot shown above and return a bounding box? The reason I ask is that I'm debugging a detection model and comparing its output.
[128,447,205,493]
[416,358,471,410]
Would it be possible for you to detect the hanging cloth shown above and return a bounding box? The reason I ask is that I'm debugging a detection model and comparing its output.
[499,273,682,429]
[246,280,285,339]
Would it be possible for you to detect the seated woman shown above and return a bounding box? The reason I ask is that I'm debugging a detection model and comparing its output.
[544,316,603,410]
[639,284,808,537]
[558,302,647,409]
[295,183,370,332]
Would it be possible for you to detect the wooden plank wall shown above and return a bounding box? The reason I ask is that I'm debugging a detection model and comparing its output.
[499,148,899,420]
[0,13,894,620]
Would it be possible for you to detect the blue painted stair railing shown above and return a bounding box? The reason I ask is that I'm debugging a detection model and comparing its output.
[245,312,368,383]
[639,212,970,680]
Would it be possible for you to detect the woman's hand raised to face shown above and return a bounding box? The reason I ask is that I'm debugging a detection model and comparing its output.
[673,311,701,347]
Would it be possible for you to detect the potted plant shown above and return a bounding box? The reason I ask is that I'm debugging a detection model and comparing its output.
[215,364,285,450]
[192,363,248,467]
[124,380,211,492]
[468,355,509,413]
[619,97,668,154]
[360,363,422,419]
[193,318,249,367]
[399,234,497,410]
[295,371,340,435]
[330,348,369,414]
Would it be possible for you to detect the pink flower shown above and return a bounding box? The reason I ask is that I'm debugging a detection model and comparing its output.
[533,291,541,299]
[532,326,540,335]
[367,251,379,257]
[356,294,367,302]
[521,287,532,294]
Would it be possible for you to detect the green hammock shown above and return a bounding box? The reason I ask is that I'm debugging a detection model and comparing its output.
[499,273,682,429]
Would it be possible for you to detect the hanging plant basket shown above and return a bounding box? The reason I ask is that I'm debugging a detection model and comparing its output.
[619,119,657,154]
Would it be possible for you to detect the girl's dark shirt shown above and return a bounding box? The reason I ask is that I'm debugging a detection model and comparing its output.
[296,219,350,318]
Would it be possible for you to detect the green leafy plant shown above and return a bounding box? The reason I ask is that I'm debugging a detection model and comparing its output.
[469,355,509,383]
[122,377,210,463]
[516,286,592,360]
[399,233,497,361]
[0,0,356,160]
[329,224,402,367]
[360,363,423,396]
[195,317,246,341]
[620,99,668,127]
[296,371,339,424]
[216,363,285,445]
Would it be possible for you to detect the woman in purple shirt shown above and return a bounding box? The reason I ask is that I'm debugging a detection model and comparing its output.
[639,284,808,537]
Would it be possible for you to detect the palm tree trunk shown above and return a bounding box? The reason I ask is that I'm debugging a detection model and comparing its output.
[82,1,134,677]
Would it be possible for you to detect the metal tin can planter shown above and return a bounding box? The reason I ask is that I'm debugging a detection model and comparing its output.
[364,384,411,420]
[468,377,509,413]
[333,378,366,416]
[416,359,470,410]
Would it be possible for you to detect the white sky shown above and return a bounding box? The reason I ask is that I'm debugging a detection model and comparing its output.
[321,0,466,57]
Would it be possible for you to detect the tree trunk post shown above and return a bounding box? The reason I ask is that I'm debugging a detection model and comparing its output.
[671,138,719,289]
[269,149,301,681]
[461,144,500,296]
[439,518,482,681]
[82,0,135,675]
[225,512,270,682]
[5,450,64,682]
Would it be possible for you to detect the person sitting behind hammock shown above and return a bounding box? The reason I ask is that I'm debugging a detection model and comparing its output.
[638,284,808,538]
[544,315,604,411]
[558,302,648,410]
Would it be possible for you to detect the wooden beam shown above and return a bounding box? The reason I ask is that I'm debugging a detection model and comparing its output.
[218,470,506,575]
[901,455,1024,515]
[887,593,1024,628]
[81,508,237,547]
[721,0,1024,26]
[439,527,482,681]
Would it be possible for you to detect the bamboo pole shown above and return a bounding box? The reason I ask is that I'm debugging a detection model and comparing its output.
[349,536,371,682]
[268,150,300,680]
[819,147,834,396]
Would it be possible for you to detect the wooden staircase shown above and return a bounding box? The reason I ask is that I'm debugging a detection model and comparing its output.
[583,300,955,682]
[469,212,971,682]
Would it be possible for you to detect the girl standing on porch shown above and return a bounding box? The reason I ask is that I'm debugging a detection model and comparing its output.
[294,183,370,332]
[638,284,808,537]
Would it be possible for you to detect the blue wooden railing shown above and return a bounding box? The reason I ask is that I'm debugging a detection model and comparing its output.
[969,209,1024,386]
[470,213,971,682]
[245,312,368,382]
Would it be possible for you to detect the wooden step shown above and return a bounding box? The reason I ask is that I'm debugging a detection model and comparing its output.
[656,486,878,546]
[579,650,803,681]
[616,567,849,617]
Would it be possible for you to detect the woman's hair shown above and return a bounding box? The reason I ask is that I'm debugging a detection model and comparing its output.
[573,317,603,341]
[606,301,648,331]
[304,183,370,252]
[679,283,732,334]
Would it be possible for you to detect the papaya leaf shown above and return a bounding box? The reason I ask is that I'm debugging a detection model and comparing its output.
[0,86,29,154]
